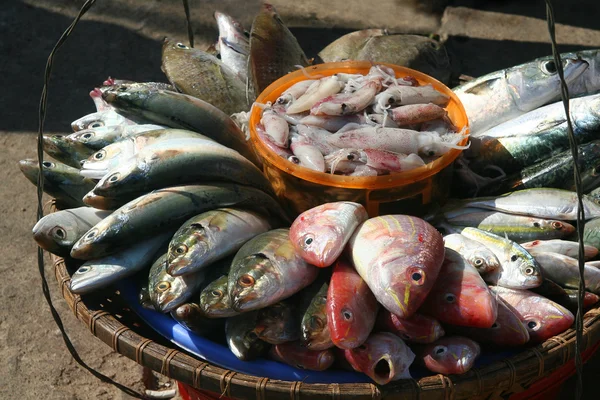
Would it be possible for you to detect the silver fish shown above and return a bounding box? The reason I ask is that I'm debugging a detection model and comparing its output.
[533,252,600,294]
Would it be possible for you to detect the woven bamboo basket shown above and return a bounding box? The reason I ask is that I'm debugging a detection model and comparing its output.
[49,205,600,400]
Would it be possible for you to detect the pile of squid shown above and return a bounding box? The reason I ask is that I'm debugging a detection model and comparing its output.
[254,65,467,176]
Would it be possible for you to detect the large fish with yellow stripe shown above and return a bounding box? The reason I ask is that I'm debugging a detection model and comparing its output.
[348,215,445,319]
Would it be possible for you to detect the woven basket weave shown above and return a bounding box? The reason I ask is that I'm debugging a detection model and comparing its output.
[50,215,600,400]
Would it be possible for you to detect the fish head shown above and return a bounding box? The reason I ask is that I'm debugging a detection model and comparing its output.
[465,248,501,275]
[533,219,575,236]
[505,56,588,111]
[149,273,183,313]
[199,276,230,316]
[229,254,281,312]
[138,285,155,310]
[519,297,574,343]
[68,127,111,146]
[226,312,267,361]
[167,222,213,276]
[69,263,117,294]
[422,337,481,375]
[42,134,69,158]
[254,302,296,343]
[93,157,144,195]
[70,223,112,259]
[71,111,109,131]
[81,140,135,179]
[214,12,247,41]
[502,247,543,289]
[172,303,195,322]
[32,212,81,255]
[301,291,330,348]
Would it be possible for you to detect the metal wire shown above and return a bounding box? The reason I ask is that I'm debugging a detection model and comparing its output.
[182,0,194,47]
[36,0,145,398]
[544,2,586,399]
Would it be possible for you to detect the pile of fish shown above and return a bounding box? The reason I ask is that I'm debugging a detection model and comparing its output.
[254,65,468,176]
[20,0,600,387]
[452,50,600,197]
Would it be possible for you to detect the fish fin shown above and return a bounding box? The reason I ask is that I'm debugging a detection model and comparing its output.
[221,37,249,56]
[462,77,501,95]
[535,118,566,132]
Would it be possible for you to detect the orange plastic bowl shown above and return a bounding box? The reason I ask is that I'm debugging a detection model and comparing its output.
[249,61,469,217]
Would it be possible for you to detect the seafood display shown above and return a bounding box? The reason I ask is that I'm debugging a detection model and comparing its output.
[24,2,600,388]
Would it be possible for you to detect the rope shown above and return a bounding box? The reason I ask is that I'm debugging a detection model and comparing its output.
[544,2,585,399]
[36,0,145,398]
[182,0,194,48]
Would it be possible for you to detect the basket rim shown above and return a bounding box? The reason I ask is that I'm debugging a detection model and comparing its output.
[49,210,600,399]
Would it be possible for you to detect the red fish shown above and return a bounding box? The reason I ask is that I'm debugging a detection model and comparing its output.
[420,248,497,328]
[490,286,574,343]
[269,341,335,371]
[420,336,481,375]
[376,310,445,344]
[348,215,445,319]
[343,332,415,385]
[290,202,368,267]
[452,297,530,347]
[327,258,379,349]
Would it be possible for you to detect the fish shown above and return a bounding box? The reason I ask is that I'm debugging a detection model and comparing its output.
[214,12,250,84]
[420,248,497,328]
[167,208,271,276]
[269,342,335,371]
[80,129,215,179]
[92,138,275,199]
[301,282,333,350]
[148,253,206,313]
[530,280,600,313]
[199,273,241,318]
[451,297,530,347]
[520,239,598,260]
[228,228,319,312]
[226,311,270,361]
[254,300,301,344]
[19,159,96,208]
[490,286,574,343]
[327,258,379,349]
[466,95,600,175]
[71,109,139,132]
[101,85,262,167]
[442,233,501,275]
[375,310,444,344]
[70,184,288,260]
[69,234,170,294]
[343,332,415,385]
[318,31,452,84]
[564,290,600,310]
[170,302,225,339]
[348,215,445,319]
[460,227,543,289]
[161,39,249,114]
[289,201,368,267]
[455,188,600,221]
[583,217,600,251]
[81,190,137,211]
[139,284,156,310]
[441,208,576,242]
[420,336,481,375]
[533,252,600,294]
[453,54,588,134]
[478,140,600,195]
[248,3,309,94]
[32,207,111,257]
[42,134,95,168]
[66,124,166,150]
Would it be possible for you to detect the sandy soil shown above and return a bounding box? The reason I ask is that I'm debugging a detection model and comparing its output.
[2,0,600,398]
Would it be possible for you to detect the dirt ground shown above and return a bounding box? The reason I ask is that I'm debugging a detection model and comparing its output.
[2,0,600,399]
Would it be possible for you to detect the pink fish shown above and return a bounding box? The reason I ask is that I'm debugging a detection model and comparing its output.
[327,258,379,349]
[420,336,481,375]
[269,341,335,371]
[376,310,444,344]
[343,332,415,384]
[349,215,445,319]
[452,297,530,347]
[420,248,498,328]
[289,201,368,267]
[490,286,574,343]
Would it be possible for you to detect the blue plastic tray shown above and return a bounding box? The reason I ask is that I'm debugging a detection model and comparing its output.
[117,278,519,384]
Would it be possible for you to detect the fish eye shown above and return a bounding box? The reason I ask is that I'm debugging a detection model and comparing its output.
[527,320,538,330]
[93,150,106,160]
[211,289,223,298]
[107,173,120,183]
[117,86,128,92]
[88,121,104,129]
[434,346,447,355]
[288,156,300,164]
[42,161,55,168]
[156,282,171,292]
[510,254,518,262]
[77,266,91,274]
[176,42,189,49]
[551,221,563,230]
[524,267,535,276]
[238,274,255,287]
[174,245,188,255]
[85,230,97,239]
[541,60,557,75]
[533,222,541,228]
[491,322,500,329]
[341,308,353,321]
[52,227,66,239]
[82,133,94,139]
[309,316,324,330]
[408,267,426,285]
[444,293,456,303]
[304,236,314,246]
[52,134,64,139]
[473,257,484,267]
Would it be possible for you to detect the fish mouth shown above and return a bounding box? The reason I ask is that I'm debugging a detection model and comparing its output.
[18,160,37,182]
[370,356,394,385]
[80,167,108,180]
